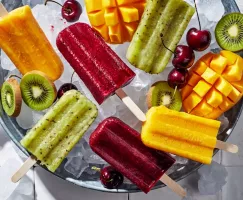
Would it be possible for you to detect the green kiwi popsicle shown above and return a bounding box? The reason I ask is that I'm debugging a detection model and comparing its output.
[21,90,98,172]
[126,0,195,74]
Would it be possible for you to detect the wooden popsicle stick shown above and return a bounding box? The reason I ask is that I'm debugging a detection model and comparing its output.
[160,174,186,197]
[115,88,146,122]
[0,3,8,17]
[11,155,37,183]
[216,140,238,153]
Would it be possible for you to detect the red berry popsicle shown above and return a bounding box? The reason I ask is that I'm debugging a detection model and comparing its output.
[56,23,146,121]
[90,117,186,197]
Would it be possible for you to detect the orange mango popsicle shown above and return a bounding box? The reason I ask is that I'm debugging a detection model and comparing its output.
[141,106,221,164]
[0,6,63,81]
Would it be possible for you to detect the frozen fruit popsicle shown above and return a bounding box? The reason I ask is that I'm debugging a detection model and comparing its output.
[12,90,97,183]
[126,0,195,73]
[0,5,63,81]
[90,117,186,196]
[141,106,238,164]
[56,22,146,121]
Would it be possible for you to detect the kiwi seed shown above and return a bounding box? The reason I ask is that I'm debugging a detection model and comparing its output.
[147,81,182,111]
[20,70,57,111]
[1,78,22,117]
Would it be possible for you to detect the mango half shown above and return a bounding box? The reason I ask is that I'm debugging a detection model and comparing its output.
[182,51,243,119]
[85,0,146,44]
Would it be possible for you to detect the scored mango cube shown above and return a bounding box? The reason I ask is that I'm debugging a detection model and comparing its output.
[201,67,219,85]
[210,54,228,74]
[214,77,233,97]
[182,51,243,119]
[222,57,243,82]
[85,0,146,44]
[206,88,223,108]
[88,10,105,26]
[193,80,211,97]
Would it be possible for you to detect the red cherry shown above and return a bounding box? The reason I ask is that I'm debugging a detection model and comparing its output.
[57,83,78,98]
[160,34,195,69]
[62,0,82,22]
[172,45,195,69]
[45,0,82,22]
[186,0,211,51]
[168,68,189,89]
[100,166,124,189]
[186,28,211,51]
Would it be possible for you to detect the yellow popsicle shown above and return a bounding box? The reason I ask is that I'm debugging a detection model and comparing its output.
[0,6,63,81]
[141,106,221,164]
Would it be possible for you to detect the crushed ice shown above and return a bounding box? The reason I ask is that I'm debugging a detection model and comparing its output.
[1,0,229,179]
[198,161,228,195]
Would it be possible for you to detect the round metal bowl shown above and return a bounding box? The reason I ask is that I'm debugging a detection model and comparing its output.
[0,0,242,193]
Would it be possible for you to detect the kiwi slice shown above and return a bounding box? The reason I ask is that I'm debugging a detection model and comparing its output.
[147,81,182,111]
[20,70,57,111]
[1,78,22,117]
[215,13,243,52]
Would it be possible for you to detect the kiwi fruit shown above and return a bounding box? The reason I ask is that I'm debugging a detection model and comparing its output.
[215,13,243,52]
[147,81,182,111]
[20,70,57,111]
[1,78,22,117]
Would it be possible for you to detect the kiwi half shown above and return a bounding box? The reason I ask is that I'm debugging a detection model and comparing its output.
[1,78,22,117]
[147,81,182,111]
[215,13,243,52]
[20,70,57,111]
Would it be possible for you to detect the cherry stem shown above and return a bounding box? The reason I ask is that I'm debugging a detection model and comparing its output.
[194,0,201,30]
[71,71,75,83]
[172,85,178,98]
[92,166,101,172]
[44,0,63,7]
[160,34,174,54]
[9,75,22,80]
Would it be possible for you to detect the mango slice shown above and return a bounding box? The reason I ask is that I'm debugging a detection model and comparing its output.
[182,51,243,119]
[85,0,146,44]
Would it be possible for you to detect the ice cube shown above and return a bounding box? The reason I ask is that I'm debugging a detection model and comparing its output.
[0,159,21,200]
[22,0,44,7]
[16,102,44,130]
[1,51,16,71]
[64,156,89,178]
[198,161,228,195]
[218,114,229,134]
[197,0,224,22]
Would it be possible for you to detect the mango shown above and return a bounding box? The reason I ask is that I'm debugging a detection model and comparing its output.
[85,0,146,44]
[182,51,243,119]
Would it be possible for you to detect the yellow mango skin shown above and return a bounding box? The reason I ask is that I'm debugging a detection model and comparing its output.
[0,6,63,81]
[182,51,243,119]
[141,106,221,164]
[85,0,146,44]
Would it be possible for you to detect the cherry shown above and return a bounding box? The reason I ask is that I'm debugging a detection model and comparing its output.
[186,0,211,51]
[45,0,82,22]
[100,166,124,189]
[57,83,78,98]
[173,45,195,69]
[161,34,195,69]
[168,68,189,89]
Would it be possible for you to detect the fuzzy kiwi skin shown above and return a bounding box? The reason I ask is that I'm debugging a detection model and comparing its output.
[2,78,22,117]
[146,81,182,111]
[21,70,57,110]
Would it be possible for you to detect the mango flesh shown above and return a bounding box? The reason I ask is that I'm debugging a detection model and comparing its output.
[141,106,221,164]
[85,0,146,44]
[182,51,243,119]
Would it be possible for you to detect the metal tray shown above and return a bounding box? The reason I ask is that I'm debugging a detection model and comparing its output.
[0,0,241,193]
